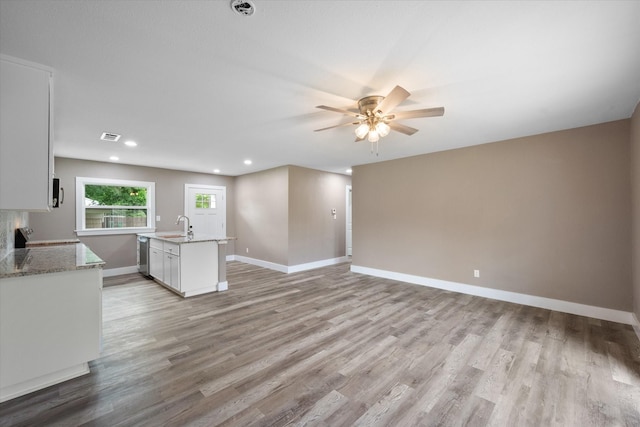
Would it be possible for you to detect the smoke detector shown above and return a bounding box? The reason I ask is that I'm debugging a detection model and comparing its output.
[100,132,121,142]
[231,0,255,17]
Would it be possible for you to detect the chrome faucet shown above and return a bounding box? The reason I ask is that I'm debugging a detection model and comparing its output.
[176,215,193,239]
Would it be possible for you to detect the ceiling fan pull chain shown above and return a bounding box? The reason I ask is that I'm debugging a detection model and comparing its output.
[370,140,380,156]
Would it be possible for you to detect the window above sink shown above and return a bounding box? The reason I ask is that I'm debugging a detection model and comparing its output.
[75,177,156,236]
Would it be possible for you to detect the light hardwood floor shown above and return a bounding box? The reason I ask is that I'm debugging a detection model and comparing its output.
[1,261,639,426]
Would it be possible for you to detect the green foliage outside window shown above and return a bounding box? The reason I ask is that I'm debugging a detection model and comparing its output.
[85,185,148,218]
[195,193,215,209]
[77,178,155,233]
[85,185,147,206]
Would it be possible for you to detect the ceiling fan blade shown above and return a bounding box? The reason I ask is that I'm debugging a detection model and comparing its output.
[375,85,410,115]
[392,107,445,120]
[314,121,359,132]
[316,105,363,118]
[389,122,419,136]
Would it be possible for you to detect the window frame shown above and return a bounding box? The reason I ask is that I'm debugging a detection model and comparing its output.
[75,176,156,236]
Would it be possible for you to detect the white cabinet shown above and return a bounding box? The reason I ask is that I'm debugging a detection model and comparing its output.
[165,253,180,290]
[149,244,164,281]
[161,253,171,286]
[147,237,219,297]
[0,55,53,211]
[0,268,102,402]
[150,247,164,280]
[164,242,180,290]
[150,239,181,290]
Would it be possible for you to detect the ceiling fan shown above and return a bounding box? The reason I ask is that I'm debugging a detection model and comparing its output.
[314,85,444,154]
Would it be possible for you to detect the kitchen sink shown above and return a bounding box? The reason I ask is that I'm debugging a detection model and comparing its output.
[160,234,185,238]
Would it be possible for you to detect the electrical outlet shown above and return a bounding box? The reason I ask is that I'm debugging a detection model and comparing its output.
[156,215,161,221]
[246,248,249,254]
[474,269,480,278]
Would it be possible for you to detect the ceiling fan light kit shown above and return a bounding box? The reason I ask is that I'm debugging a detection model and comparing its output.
[355,123,369,139]
[315,85,444,155]
[376,122,390,137]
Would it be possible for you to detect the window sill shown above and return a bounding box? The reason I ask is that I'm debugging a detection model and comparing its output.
[75,227,156,237]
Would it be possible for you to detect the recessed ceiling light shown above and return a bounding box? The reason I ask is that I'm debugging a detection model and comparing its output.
[244,159,252,165]
[346,169,352,174]
[124,140,137,147]
[109,156,119,161]
[231,0,255,16]
[213,169,221,174]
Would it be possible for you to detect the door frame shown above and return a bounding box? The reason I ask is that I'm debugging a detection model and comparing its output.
[184,184,227,236]
[346,185,352,257]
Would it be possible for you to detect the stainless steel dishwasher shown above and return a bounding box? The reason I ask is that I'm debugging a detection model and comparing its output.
[137,235,150,277]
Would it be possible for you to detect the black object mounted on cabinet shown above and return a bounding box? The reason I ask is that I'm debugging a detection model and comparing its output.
[52,178,63,208]
[14,227,33,248]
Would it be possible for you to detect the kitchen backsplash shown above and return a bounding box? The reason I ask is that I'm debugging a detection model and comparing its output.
[0,210,28,260]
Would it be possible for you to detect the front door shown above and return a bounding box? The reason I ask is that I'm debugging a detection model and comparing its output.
[185,184,226,237]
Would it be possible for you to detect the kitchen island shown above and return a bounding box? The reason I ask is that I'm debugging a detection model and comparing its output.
[138,232,234,298]
[0,243,104,403]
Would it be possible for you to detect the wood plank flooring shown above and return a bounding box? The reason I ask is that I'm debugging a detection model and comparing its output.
[1,261,639,426]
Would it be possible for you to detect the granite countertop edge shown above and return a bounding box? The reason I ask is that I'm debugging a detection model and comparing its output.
[138,232,237,244]
[0,243,105,279]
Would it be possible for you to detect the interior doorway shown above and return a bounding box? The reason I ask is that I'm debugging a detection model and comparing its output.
[346,185,352,256]
[184,184,226,237]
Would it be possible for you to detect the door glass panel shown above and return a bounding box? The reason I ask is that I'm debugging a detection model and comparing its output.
[195,193,216,209]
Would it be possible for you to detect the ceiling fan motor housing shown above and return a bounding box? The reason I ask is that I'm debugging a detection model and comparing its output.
[358,96,384,115]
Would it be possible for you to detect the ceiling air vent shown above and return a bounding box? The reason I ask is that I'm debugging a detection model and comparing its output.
[231,0,255,17]
[100,132,121,142]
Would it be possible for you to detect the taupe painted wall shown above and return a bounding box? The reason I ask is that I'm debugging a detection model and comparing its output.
[631,102,640,321]
[29,157,235,269]
[234,165,351,267]
[27,159,351,270]
[235,166,289,265]
[353,120,632,311]
[288,166,350,265]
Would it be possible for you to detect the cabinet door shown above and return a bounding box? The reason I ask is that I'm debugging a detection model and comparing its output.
[163,253,172,286]
[149,248,163,281]
[168,254,180,291]
[0,55,53,211]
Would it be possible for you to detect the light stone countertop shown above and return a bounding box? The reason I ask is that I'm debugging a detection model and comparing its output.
[138,231,236,244]
[26,239,81,247]
[0,243,105,279]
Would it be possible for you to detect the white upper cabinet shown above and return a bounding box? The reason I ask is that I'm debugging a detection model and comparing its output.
[0,55,53,211]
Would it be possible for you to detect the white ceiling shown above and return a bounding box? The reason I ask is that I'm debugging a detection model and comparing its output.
[1,1,639,176]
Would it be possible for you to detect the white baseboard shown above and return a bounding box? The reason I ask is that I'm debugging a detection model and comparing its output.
[0,362,89,403]
[103,266,139,277]
[234,255,350,274]
[288,256,350,273]
[351,264,635,325]
[233,255,289,273]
